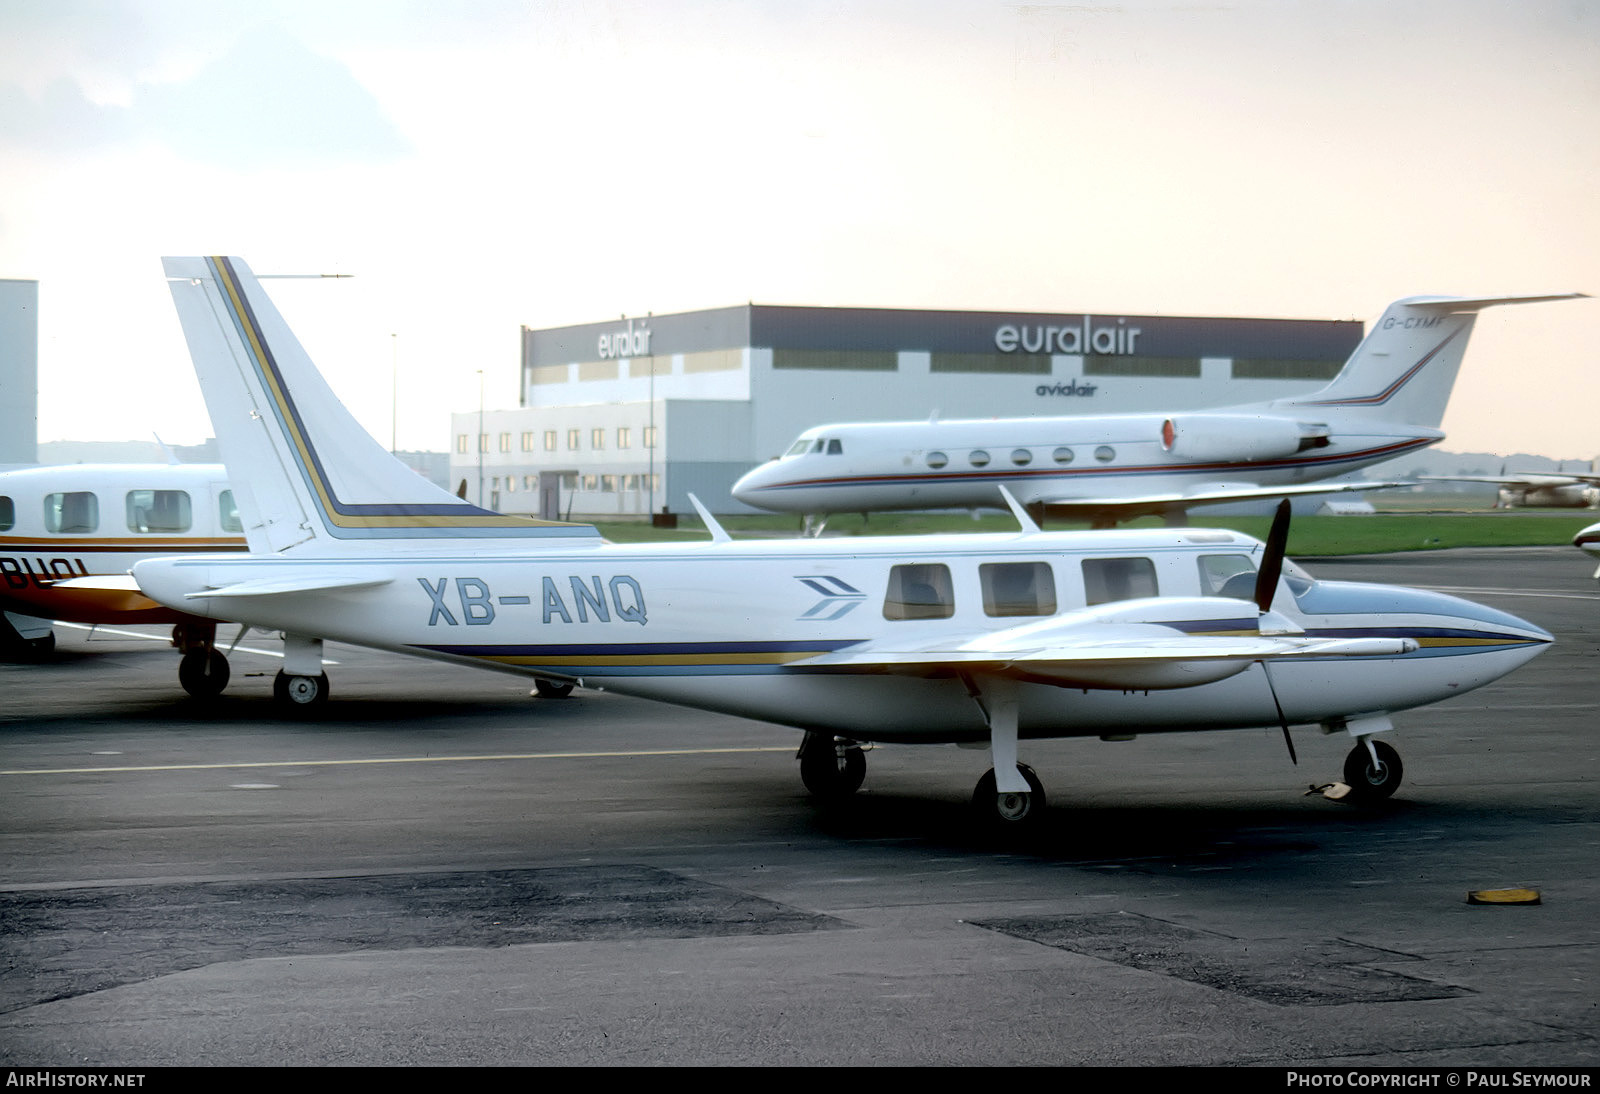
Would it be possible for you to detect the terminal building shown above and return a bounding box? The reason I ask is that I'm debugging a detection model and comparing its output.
[449,304,1364,518]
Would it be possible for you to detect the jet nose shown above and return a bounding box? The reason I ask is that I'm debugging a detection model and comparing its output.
[730,463,774,506]
[1574,523,1600,553]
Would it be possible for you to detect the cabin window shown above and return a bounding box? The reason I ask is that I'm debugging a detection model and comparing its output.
[126,490,192,534]
[0,496,12,531]
[1094,445,1116,463]
[1010,449,1033,467]
[1053,447,1074,465]
[43,491,98,534]
[980,562,1057,617]
[925,450,948,469]
[1198,554,1259,599]
[218,491,243,533]
[969,449,990,467]
[884,563,954,620]
[1082,556,1158,605]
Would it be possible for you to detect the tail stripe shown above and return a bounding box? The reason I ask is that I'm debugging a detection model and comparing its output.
[208,257,560,534]
[1293,326,1464,408]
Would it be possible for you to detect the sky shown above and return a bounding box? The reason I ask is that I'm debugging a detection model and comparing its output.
[1,0,1596,458]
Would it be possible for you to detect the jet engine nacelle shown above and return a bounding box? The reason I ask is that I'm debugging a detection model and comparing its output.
[1160,415,1327,464]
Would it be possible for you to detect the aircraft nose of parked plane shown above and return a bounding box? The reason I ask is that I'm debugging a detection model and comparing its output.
[731,462,782,506]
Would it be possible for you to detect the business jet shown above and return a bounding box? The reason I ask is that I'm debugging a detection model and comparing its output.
[0,462,248,690]
[128,257,1553,827]
[1575,522,1600,579]
[1421,465,1600,509]
[731,293,1586,529]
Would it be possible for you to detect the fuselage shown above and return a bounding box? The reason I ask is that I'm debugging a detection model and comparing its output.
[134,527,1549,743]
[0,464,247,623]
[730,413,1438,514]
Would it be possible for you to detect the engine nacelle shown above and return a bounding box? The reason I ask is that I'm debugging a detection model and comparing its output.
[1160,415,1327,464]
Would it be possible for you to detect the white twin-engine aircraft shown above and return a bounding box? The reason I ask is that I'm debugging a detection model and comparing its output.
[130,257,1553,827]
[731,293,1584,528]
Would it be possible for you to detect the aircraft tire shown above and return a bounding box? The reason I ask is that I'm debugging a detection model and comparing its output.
[1343,740,1403,802]
[799,736,866,798]
[533,678,574,699]
[178,648,230,698]
[273,670,330,710]
[972,764,1046,830]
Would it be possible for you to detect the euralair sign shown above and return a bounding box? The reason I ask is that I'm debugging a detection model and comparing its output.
[994,317,1142,355]
[597,318,652,359]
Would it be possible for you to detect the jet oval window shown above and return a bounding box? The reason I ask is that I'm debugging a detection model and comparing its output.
[969,449,990,467]
[43,491,98,534]
[126,489,192,533]
[0,495,12,531]
[1094,445,1116,463]
[1010,448,1033,467]
[925,451,948,469]
[1052,447,1075,465]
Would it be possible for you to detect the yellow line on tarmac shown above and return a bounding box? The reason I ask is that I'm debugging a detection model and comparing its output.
[1,746,797,777]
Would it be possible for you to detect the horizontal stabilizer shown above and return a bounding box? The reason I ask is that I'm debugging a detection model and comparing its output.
[1402,292,1588,312]
[1030,480,1406,521]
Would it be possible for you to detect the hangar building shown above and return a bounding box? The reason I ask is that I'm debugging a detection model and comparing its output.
[450,304,1363,518]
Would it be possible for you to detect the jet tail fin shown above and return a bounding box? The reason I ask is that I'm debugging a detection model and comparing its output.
[163,257,599,555]
[1280,293,1585,429]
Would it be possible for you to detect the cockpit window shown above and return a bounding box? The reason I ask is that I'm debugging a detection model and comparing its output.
[1198,553,1258,599]
[785,438,814,457]
[0,496,12,531]
[1082,556,1158,606]
[981,562,1057,617]
[827,439,843,455]
[126,489,192,533]
[884,563,954,620]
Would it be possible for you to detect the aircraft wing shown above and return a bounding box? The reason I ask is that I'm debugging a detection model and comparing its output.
[1023,479,1406,523]
[795,601,1415,691]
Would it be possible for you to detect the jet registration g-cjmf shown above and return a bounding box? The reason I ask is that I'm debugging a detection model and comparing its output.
[731,293,1585,528]
[132,257,1553,827]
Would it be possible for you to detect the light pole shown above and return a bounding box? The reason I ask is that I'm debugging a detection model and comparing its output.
[390,333,397,456]
[476,369,484,508]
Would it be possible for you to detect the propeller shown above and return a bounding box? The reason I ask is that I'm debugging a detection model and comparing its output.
[1253,499,1292,612]
[1254,498,1296,764]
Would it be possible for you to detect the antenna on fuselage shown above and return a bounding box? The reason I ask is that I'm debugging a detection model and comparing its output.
[997,485,1041,535]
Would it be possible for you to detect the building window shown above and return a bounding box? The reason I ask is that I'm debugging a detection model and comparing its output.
[582,474,598,491]
[771,349,897,371]
[931,353,1050,375]
[617,427,631,450]
[521,431,534,452]
[456,434,468,454]
[643,427,658,449]
[592,428,605,450]
[524,475,537,491]
[499,432,511,453]
[1083,356,1201,378]
[601,475,617,492]
[1231,358,1343,381]
[567,429,580,450]
[478,434,489,454]
[544,430,557,452]
[561,472,578,491]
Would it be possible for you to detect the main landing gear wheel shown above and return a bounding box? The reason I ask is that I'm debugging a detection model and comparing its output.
[1343,740,1403,802]
[799,734,867,798]
[273,670,330,710]
[533,678,574,699]
[972,763,1046,830]
[178,648,230,698]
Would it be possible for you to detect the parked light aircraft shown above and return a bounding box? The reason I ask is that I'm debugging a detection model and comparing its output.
[128,257,1554,826]
[731,293,1585,529]
[0,462,247,690]
[1421,464,1600,509]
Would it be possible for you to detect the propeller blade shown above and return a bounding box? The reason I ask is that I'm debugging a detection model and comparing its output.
[1254,499,1292,612]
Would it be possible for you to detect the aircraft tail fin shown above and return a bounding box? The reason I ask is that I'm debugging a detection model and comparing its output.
[163,256,598,555]
[1279,293,1585,429]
